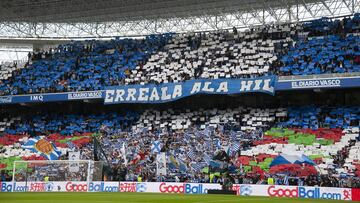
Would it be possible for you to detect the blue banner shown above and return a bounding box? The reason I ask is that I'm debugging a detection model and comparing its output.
[104,76,276,104]
[276,76,360,90]
[0,91,103,104]
[1,75,360,105]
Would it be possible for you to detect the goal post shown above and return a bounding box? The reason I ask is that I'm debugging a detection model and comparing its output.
[12,160,104,183]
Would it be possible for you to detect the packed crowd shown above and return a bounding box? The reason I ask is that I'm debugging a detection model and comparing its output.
[1,16,360,186]
[11,162,91,182]
[125,25,294,84]
[0,15,360,95]
[1,112,139,136]
[0,34,172,95]
[0,106,359,187]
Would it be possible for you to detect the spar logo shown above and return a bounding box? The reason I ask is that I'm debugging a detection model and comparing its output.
[88,182,118,192]
[159,183,208,194]
[267,186,351,200]
[65,182,88,192]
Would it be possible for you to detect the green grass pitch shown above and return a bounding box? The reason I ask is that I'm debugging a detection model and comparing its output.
[0,192,347,203]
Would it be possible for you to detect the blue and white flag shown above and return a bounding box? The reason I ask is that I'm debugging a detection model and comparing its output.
[66,141,76,149]
[195,127,210,138]
[284,175,289,185]
[194,129,201,137]
[169,153,188,173]
[229,142,241,156]
[229,130,237,141]
[215,139,221,149]
[233,142,241,151]
[203,127,211,137]
[184,132,192,141]
[203,153,212,165]
[121,142,128,166]
[178,158,188,173]
[204,140,212,151]
[209,160,223,168]
[191,162,207,172]
[22,137,61,160]
[187,148,196,160]
[151,141,162,154]
[223,146,230,155]
[156,153,167,176]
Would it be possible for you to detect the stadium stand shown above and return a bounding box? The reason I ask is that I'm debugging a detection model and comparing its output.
[0,105,359,186]
[0,34,172,95]
[0,15,360,96]
[348,141,360,177]
[278,34,360,75]
[1,11,360,192]
[125,25,294,84]
[4,2,360,203]
[0,61,26,81]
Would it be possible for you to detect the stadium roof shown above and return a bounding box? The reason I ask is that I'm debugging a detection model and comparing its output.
[0,0,358,38]
[1,0,324,23]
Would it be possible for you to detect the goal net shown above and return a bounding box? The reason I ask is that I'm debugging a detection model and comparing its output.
[12,160,104,182]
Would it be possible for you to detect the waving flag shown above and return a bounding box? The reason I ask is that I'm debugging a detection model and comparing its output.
[284,175,289,185]
[203,153,212,165]
[202,127,211,137]
[121,142,128,166]
[169,154,179,168]
[22,137,61,160]
[151,141,162,154]
[179,159,187,173]
[229,142,240,156]
[223,146,230,155]
[215,139,221,149]
[169,154,187,173]
[191,162,207,172]
[198,127,211,137]
[209,160,227,172]
[66,141,76,149]
[233,142,241,151]
[187,148,196,160]
[184,132,192,141]
[229,130,237,140]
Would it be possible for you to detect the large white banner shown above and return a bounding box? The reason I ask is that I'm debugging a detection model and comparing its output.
[68,151,80,172]
[156,153,167,176]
